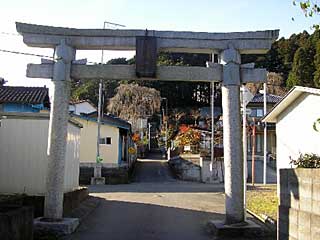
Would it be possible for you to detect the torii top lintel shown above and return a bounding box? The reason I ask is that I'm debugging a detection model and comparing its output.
[16,22,279,54]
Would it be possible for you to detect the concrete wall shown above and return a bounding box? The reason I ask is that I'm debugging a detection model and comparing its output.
[79,163,131,185]
[276,93,320,184]
[74,117,120,164]
[0,115,80,195]
[279,168,320,240]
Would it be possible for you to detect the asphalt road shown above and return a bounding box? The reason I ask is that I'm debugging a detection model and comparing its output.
[65,154,274,240]
[132,153,176,183]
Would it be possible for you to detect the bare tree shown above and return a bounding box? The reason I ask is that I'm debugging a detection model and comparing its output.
[246,72,287,96]
[107,84,161,125]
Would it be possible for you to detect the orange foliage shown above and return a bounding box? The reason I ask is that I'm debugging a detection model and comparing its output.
[132,133,140,143]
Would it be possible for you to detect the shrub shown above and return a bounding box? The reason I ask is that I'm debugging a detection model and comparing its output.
[290,153,320,168]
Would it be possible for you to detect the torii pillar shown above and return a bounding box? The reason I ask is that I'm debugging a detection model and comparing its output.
[44,40,75,219]
[34,40,80,235]
[221,47,244,224]
[207,47,262,237]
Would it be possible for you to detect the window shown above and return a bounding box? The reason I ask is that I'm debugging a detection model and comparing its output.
[256,109,264,117]
[99,137,112,145]
[249,108,264,117]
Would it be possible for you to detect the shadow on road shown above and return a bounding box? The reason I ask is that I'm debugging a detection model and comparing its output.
[88,182,225,194]
[65,198,224,240]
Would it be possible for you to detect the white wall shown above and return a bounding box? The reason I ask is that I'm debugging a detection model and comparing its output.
[276,93,320,173]
[74,117,120,164]
[0,116,81,195]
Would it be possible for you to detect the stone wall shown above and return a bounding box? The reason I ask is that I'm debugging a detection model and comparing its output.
[0,188,88,218]
[278,168,320,240]
[168,154,201,182]
[0,206,33,240]
[79,163,133,185]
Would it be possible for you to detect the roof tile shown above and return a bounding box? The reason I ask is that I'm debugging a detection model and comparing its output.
[0,86,49,104]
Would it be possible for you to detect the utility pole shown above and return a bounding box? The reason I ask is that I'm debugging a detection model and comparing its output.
[94,21,126,184]
[148,123,151,151]
[263,82,267,185]
[161,97,168,151]
[211,82,214,165]
[251,118,256,186]
[242,86,247,220]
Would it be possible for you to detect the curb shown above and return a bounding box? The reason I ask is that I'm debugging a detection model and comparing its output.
[246,209,276,231]
[66,196,101,223]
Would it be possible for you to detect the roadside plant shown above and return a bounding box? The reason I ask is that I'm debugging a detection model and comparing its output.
[290,153,320,168]
[313,118,320,131]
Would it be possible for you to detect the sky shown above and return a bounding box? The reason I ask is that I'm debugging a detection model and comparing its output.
[0,0,319,93]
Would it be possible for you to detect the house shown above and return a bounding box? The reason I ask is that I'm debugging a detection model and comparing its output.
[69,100,96,115]
[0,86,50,112]
[263,86,320,185]
[198,106,222,129]
[246,93,282,161]
[0,112,82,195]
[72,112,136,184]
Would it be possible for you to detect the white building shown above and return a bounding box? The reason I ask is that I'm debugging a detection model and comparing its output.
[72,113,133,166]
[69,100,96,115]
[263,86,320,184]
[0,112,82,195]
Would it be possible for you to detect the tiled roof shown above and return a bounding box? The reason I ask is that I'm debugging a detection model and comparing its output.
[76,111,131,130]
[249,93,282,104]
[0,86,49,105]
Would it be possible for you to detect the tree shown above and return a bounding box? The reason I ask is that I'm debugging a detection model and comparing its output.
[293,1,320,28]
[314,41,320,87]
[287,43,315,88]
[71,79,118,107]
[107,84,161,129]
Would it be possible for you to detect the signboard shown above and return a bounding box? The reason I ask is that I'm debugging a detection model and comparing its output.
[184,145,191,151]
[241,108,252,115]
[139,118,148,129]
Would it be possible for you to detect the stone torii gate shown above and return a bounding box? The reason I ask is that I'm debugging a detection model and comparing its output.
[16,22,278,234]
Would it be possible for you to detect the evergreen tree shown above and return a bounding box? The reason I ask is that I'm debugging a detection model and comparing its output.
[314,41,320,87]
[287,43,315,88]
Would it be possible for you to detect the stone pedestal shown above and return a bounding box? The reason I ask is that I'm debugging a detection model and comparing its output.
[91,163,105,185]
[34,217,79,236]
[207,220,262,239]
[91,177,106,185]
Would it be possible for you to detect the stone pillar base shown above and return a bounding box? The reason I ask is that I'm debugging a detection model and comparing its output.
[34,217,79,236]
[206,220,261,239]
[90,177,105,185]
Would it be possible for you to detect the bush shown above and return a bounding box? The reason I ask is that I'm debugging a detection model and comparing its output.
[290,153,320,168]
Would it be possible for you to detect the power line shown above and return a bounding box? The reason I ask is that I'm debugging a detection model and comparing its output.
[0,49,53,59]
[0,48,102,65]
[0,31,20,36]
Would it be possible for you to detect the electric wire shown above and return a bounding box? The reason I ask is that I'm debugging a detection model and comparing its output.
[0,48,98,64]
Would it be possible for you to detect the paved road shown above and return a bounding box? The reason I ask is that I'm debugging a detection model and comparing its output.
[65,154,274,240]
[132,152,176,183]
